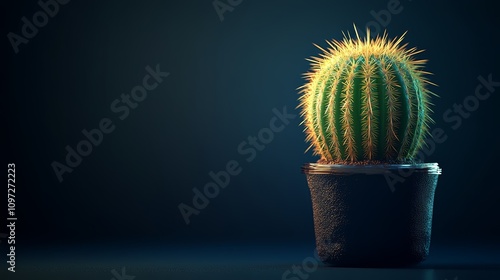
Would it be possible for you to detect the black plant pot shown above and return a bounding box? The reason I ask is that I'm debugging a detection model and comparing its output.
[303,163,441,267]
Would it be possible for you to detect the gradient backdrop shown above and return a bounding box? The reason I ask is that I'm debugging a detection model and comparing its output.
[2,0,500,279]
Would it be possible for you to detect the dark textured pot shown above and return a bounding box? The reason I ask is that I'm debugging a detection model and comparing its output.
[303,163,441,267]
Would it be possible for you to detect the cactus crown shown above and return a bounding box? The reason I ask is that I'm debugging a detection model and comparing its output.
[299,27,436,163]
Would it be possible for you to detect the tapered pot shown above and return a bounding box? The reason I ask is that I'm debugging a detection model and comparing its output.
[303,163,441,267]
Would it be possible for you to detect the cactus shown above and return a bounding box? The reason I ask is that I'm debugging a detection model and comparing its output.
[298,27,436,163]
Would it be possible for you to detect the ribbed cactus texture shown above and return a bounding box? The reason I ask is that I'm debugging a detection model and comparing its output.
[299,28,436,163]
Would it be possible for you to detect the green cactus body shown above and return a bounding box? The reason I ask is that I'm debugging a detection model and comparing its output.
[299,28,436,163]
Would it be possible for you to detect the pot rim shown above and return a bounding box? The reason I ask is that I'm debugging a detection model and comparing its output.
[302,162,442,175]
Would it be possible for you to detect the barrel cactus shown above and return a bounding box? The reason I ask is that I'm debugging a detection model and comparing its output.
[299,28,436,163]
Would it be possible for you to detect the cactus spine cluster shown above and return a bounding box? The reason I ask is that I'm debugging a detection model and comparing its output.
[299,28,436,163]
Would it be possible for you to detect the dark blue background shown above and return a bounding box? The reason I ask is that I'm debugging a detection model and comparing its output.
[2,0,499,278]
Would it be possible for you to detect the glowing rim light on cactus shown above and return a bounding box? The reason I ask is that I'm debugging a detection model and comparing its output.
[299,26,437,163]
